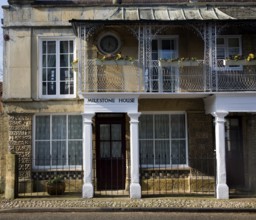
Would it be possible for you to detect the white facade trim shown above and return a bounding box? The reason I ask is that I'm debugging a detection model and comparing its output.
[204,93,256,114]
[82,112,95,198]
[83,94,139,113]
[128,112,142,199]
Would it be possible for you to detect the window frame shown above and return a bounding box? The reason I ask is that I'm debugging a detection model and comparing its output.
[32,113,83,170]
[216,35,242,71]
[152,35,179,61]
[139,111,188,168]
[39,37,76,99]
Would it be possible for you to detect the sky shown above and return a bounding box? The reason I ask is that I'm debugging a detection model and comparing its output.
[0,0,8,81]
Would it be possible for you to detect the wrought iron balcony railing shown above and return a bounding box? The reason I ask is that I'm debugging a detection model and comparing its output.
[79,59,256,94]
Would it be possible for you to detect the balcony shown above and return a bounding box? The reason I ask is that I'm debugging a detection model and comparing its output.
[80,59,144,93]
[79,59,256,94]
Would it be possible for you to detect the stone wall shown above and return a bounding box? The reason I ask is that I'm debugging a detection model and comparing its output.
[0,114,8,193]
[8,114,33,192]
[187,112,215,176]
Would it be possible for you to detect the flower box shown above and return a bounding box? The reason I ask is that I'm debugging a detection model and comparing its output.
[223,59,256,66]
[158,60,199,67]
[96,60,134,66]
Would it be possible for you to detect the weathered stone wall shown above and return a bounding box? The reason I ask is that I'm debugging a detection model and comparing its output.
[187,112,215,176]
[0,114,9,193]
[8,114,33,185]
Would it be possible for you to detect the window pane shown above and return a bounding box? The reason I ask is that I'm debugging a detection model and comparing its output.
[171,114,185,138]
[171,140,186,164]
[47,82,56,95]
[47,41,56,53]
[228,38,239,47]
[47,55,56,67]
[112,124,121,140]
[100,124,110,140]
[52,115,66,139]
[52,141,66,166]
[35,141,50,166]
[155,115,169,139]
[139,115,153,139]
[112,142,122,158]
[60,41,69,53]
[140,140,154,165]
[60,54,69,67]
[36,116,50,140]
[60,69,69,81]
[100,142,110,158]
[217,38,224,45]
[217,48,225,59]
[60,82,70,95]
[155,140,170,165]
[68,140,82,165]
[47,69,56,81]
[68,115,82,139]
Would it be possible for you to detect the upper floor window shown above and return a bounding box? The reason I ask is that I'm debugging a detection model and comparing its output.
[217,35,242,69]
[39,38,75,98]
[152,37,178,60]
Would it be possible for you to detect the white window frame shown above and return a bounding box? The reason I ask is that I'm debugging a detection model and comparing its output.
[139,111,188,168]
[216,35,242,71]
[39,37,76,99]
[149,36,179,93]
[32,113,83,170]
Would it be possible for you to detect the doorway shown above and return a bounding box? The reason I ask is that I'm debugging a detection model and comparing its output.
[225,117,245,188]
[96,113,126,190]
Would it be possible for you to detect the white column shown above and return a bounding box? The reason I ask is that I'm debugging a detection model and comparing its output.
[212,111,229,199]
[82,113,94,198]
[128,112,141,199]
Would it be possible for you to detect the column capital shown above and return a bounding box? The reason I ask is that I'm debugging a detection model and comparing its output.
[128,112,141,123]
[212,111,229,123]
[82,113,95,123]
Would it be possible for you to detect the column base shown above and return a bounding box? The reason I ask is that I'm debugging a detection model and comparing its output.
[130,183,141,199]
[216,183,229,199]
[82,183,94,198]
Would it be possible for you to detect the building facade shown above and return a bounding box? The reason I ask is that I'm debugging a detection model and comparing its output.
[2,0,256,199]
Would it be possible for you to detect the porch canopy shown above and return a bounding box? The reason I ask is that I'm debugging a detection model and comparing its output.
[69,6,235,28]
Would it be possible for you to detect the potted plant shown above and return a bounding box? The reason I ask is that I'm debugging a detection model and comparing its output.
[96,53,135,65]
[159,57,199,67]
[224,53,256,66]
[46,175,66,195]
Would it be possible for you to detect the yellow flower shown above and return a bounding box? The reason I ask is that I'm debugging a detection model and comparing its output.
[247,53,255,61]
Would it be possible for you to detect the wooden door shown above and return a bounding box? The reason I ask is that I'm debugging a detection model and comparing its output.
[225,117,245,187]
[96,114,126,190]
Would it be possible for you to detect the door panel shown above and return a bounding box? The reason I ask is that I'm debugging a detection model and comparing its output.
[225,117,245,187]
[96,114,126,190]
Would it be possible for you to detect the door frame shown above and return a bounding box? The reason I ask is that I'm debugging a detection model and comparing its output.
[95,113,126,190]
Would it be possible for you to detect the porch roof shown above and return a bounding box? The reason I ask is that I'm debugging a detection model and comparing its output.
[69,6,235,23]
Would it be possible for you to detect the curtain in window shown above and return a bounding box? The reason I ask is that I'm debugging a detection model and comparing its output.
[34,115,83,168]
[139,114,187,166]
[35,116,50,166]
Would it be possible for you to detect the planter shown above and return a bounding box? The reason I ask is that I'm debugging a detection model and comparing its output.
[47,182,66,195]
[72,63,78,71]
[223,59,256,66]
[159,60,199,67]
[96,60,134,66]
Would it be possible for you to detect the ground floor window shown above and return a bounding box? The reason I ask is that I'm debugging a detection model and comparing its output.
[139,113,187,167]
[33,114,83,169]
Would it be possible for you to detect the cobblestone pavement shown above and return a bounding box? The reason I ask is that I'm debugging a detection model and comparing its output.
[1,194,256,211]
